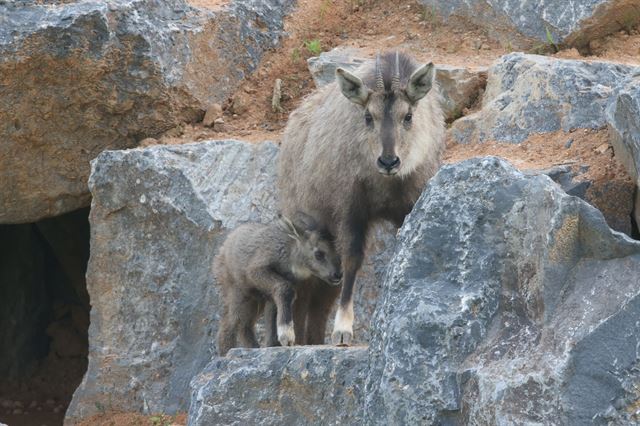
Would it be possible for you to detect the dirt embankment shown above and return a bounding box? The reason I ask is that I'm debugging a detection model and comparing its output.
[172,0,639,147]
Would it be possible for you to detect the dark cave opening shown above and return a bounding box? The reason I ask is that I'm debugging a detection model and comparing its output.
[632,188,640,240]
[0,207,90,426]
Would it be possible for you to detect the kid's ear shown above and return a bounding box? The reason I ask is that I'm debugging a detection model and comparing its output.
[278,214,303,241]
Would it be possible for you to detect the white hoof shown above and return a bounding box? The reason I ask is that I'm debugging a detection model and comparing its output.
[277,323,295,347]
[331,329,353,346]
[332,301,354,346]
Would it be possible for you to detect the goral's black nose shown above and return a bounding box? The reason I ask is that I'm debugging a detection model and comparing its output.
[377,156,400,169]
[332,271,343,281]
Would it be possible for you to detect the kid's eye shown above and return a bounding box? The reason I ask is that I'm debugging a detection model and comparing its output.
[314,250,325,261]
[365,111,373,125]
[404,112,412,123]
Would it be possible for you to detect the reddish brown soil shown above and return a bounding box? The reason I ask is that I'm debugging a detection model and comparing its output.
[555,28,640,65]
[160,1,638,235]
[445,128,635,233]
[173,0,508,145]
[173,0,640,147]
[444,128,620,178]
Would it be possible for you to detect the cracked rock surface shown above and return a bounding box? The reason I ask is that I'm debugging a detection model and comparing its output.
[606,74,640,232]
[189,347,367,426]
[365,156,640,425]
[450,53,640,145]
[0,0,294,223]
[419,0,640,49]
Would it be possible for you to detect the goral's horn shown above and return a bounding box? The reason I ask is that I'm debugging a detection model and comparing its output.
[375,53,384,91]
[391,51,401,91]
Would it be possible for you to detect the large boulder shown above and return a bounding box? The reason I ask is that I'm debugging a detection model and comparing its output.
[65,140,279,422]
[365,157,640,424]
[450,53,640,144]
[65,139,390,423]
[0,0,294,224]
[189,347,367,425]
[307,47,487,122]
[606,74,640,233]
[419,0,640,50]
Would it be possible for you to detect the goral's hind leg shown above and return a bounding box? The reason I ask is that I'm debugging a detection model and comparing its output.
[235,294,260,349]
[216,307,237,356]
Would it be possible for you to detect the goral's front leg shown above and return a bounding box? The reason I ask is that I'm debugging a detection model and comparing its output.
[332,299,354,346]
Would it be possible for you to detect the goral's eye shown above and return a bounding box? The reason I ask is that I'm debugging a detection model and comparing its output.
[314,250,325,261]
[365,111,373,125]
[404,112,413,123]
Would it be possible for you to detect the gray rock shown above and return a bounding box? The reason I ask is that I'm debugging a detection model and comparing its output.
[419,0,640,49]
[189,347,368,425]
[307,47,487,122]
[66,139,390,423]
[307,47,368,87]
[450,53,640,144]
[436,64,488,122]
[524,164,591,199]
[606,74,640,232]
[0,0,294,224]
[522,164,635,235]
[65,140,280,422]
[365,157,640,424]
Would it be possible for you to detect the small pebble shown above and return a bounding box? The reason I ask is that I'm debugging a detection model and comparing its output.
[45,399,55,406]
[29,400,38,409]
[0,400,11,409]
[202,103,223,127]
[53,406,61,414]
[12,408,23,415]
[564,138,574,149]
[14,401,23,408]
[595,143,610,154]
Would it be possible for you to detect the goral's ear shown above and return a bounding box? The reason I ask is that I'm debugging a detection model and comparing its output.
[336,68,370,106]
[405,62,434,103]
